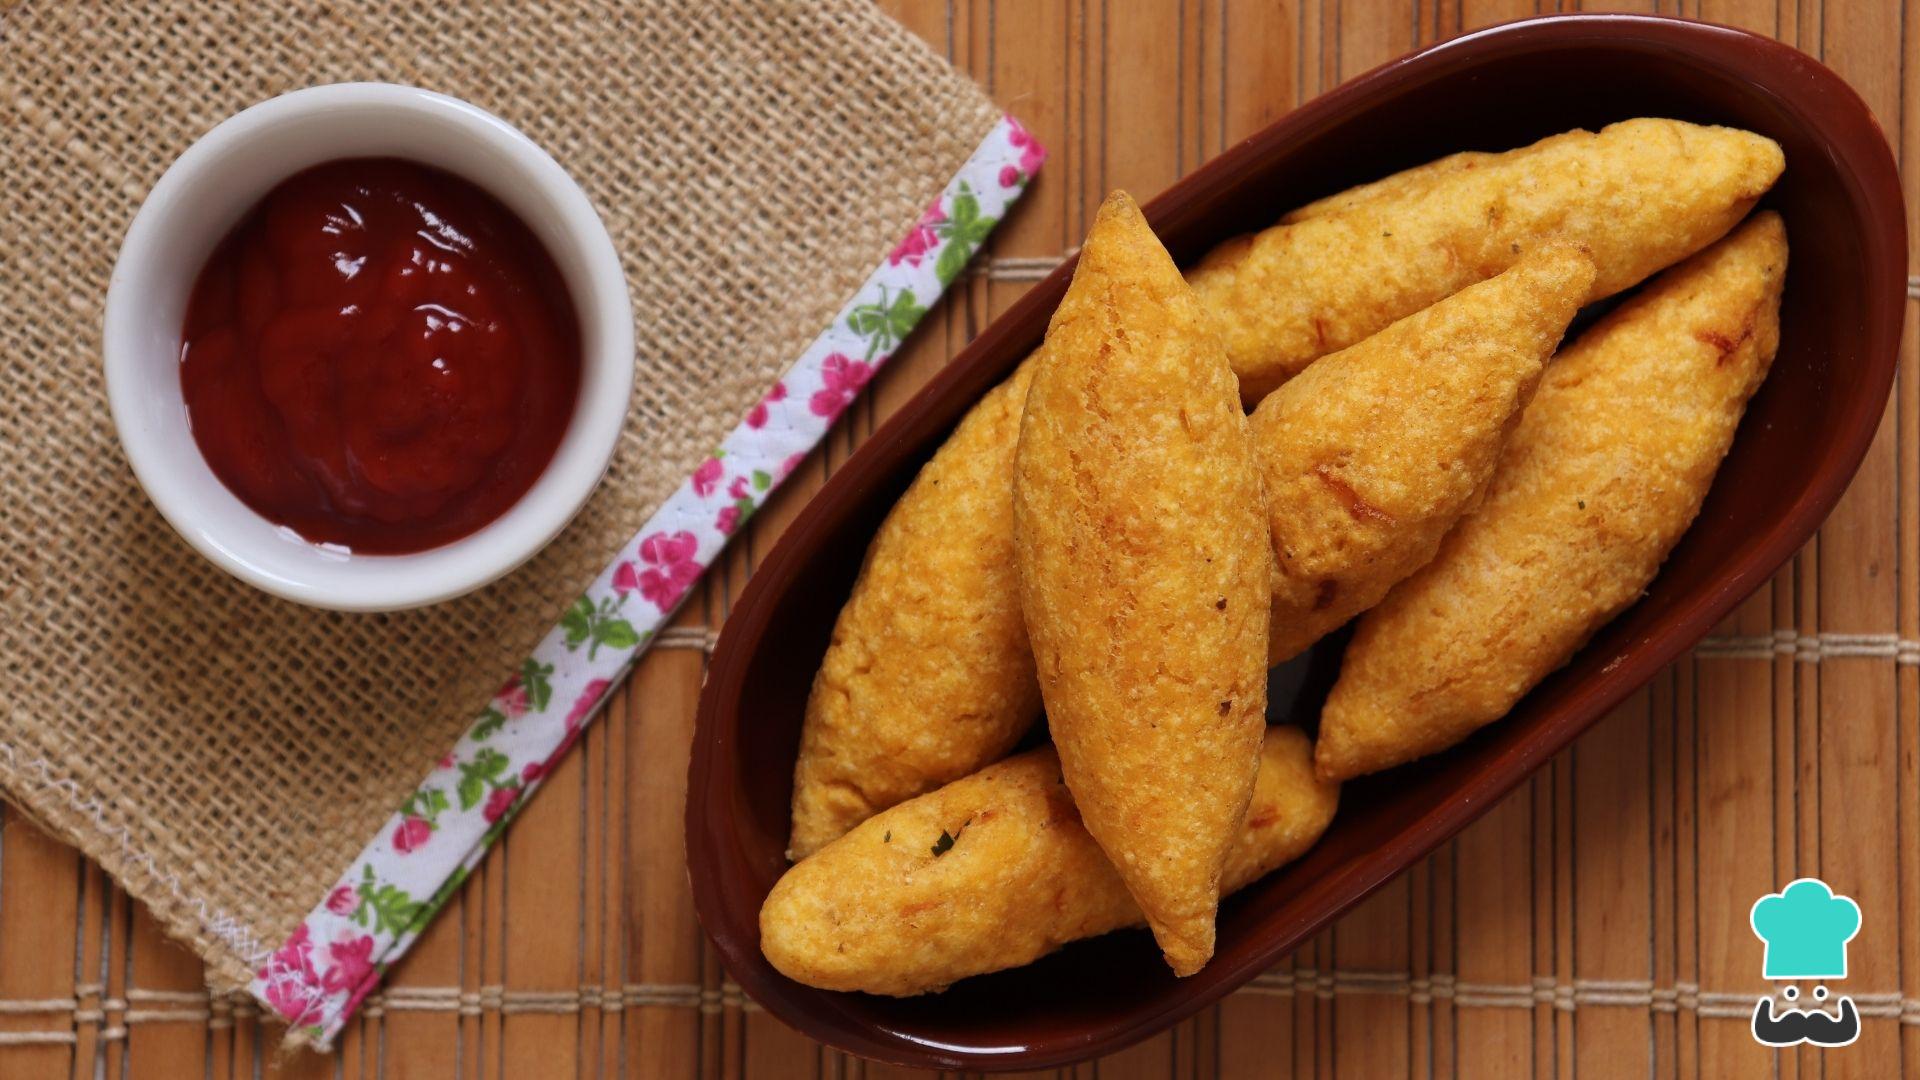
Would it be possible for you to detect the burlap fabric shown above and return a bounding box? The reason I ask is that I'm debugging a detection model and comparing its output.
[0,1,999,991]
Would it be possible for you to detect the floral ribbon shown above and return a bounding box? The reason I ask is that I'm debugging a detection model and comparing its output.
[250,116,1046,1048]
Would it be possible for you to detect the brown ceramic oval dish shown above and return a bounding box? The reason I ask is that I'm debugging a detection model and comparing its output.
[687,12,1904,1070]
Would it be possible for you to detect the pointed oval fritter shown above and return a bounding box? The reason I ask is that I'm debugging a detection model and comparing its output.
[1013,191,1270,976]
[1255,243,1596,663]
[761,728,1336,996]
[1317,212,1787,781]
[1191,118,1783,400]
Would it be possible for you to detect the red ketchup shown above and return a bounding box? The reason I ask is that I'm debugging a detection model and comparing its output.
[180,158,581,555]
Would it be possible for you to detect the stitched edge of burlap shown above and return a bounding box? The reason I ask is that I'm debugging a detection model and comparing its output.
[0,0,1001,995]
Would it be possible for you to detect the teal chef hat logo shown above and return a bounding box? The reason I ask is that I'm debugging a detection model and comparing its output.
[1750,878,1861,980]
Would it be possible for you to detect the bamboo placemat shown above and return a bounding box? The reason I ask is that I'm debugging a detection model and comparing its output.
[1,1,1914,1076]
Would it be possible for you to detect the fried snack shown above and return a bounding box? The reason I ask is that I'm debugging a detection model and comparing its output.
[761,727,1338,996]
[787,358,1041,859]
[1317,212,1787,781]
[1190,118,1784,400]
[788,119,1781,856]
[1013,191,1270,976]
[1254,244,1595,663]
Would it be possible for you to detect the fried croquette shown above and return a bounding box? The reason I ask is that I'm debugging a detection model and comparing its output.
[1190,118,1784,400]
[1013,191,1270,976]
[760,728,1337,996]
[787,358,1042,859]
[788,119,1783,857]
[1316,212,1788,781]
[1255,244,1595,663]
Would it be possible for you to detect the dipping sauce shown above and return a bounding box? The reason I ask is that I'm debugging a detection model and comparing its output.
[180,158,581,554]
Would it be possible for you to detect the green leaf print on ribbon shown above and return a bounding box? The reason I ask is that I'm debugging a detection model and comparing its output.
[353,864,422,935]
[456,748,512,812]
[847,285,928,360]
[398,787,450,826]
[934,182,997,287]
[561,595,641,661]
[472,708,507,742]
[519,659,554,712]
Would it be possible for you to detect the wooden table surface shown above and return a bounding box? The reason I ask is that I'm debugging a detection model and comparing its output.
[3,1,1916,1076]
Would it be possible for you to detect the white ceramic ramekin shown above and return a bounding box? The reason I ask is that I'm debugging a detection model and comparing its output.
[103,83,633,612]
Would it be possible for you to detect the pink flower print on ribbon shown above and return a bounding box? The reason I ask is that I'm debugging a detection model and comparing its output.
[715,503,743,536]
[392,816,432,854]
[565,678,612,730]
[889,198,948,268]
[1003,116,1046,186]
[746,381,788,430]
[779,452,805,482]
[611,560,641,597]
[635,531,700,611]
[258,924,323,1026]
[325,885,357,916]
[495,675,530,719]
[262,977,321,1027]
[809,353,872,419]
[340,972,379,1027]
[692,455,724,497]
[484,784,523,824]
[322,934,376,994]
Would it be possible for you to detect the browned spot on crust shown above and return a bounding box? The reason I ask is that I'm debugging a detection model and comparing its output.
[1245,808,1279,831]
[1313,579,1339,611]
[1695,319,1755,366]
[1314,464,1395,526]
[899,899,940,917]
[1311,315,1329,349]
[1218,700,1233,715]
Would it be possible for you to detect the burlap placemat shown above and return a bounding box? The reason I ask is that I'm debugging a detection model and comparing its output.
[0,0,1000,995]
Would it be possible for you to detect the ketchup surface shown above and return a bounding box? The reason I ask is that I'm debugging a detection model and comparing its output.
[181,158,581,555]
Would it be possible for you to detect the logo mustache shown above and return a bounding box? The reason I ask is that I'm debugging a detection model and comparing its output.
[1750,994,1861,1048]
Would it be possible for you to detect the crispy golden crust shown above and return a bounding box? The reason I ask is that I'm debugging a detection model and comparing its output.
[1012,191,1271,976]
[1190,119,1783,401]
[787,359,1043,859]
[1316,213,1788,781]
[1254,245,1595,663]
[760,728,1337,996]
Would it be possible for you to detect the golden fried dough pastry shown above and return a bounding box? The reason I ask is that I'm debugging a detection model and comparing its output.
[789,120,1781,856]
[1013,191,1270,976]
[787,359,1041,859]
[1191,118,1784,400]
[1255,244,1595,663]
[1317,212,1787,781]
[761,728,1337,996]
